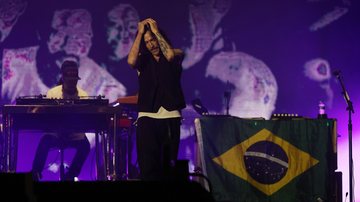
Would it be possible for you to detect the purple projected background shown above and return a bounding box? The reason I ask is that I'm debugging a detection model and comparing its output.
[1,0,360,200]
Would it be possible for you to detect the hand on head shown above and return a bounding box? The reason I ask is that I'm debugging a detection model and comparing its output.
[138,21,146,34]
[138,18,159,34]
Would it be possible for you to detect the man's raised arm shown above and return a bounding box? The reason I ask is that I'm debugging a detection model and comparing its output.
[127,21,146,68]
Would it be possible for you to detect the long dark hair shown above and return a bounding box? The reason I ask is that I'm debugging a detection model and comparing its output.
[139,26,173,56]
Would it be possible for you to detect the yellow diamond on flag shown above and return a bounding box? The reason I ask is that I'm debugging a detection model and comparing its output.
[212,128,319,196]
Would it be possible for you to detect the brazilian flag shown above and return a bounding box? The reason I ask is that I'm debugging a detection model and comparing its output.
[196,116,336,202]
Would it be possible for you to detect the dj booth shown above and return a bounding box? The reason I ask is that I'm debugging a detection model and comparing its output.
[0,97,123,180]
[194,115,338,201]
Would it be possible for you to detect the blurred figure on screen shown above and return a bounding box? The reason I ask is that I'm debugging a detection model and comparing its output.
[45,8,126,102]
[107,3,139,61]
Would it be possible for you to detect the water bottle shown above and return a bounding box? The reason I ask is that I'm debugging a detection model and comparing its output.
[318,101,327,119]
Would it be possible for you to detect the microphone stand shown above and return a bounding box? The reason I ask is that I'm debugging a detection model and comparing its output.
[334,71,355,202]
[224,81,231,116]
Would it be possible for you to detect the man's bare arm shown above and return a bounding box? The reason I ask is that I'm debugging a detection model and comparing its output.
[127,21,146,68]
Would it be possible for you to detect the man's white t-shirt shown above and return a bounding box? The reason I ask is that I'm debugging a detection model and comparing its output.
[47,85,88,99]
